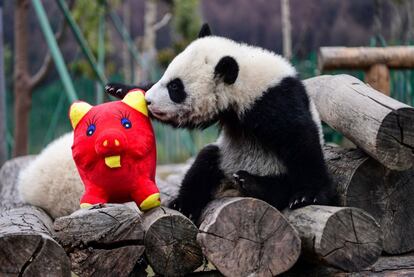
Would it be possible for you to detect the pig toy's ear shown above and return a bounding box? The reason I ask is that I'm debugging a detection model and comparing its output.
[69,101,93,129]
[122,89,148,116]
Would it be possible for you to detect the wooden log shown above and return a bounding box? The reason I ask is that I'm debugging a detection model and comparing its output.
[54,204,146,277]
[0,157,71,277]
[54,204,203,277]
[325,145,414,254]
[156,176,180,206]
[0,156,34,211]
[283,254,414,277]
[318,46,414,70]
[305,74,414,170]
[142,206,203,276]
[364,64,390,95]
[284,205,382,272]
[352,254,414,277]
[197,197,301,277]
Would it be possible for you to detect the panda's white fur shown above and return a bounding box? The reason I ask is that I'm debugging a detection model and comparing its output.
[142,27,334,219]
[147,37,295,120]
[146,36,323,143]
[18,132,83,219]
[146,36,324,181]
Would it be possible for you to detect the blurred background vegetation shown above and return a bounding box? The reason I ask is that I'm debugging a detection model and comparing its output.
[2,0,414,164]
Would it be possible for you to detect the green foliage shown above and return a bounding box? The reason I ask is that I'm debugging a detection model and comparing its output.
[157,48,176,69]
[157,0,201,68]
[3,44,12,90]
[69,0,119,79]
[157,40,189,68]
[173,0,202,41]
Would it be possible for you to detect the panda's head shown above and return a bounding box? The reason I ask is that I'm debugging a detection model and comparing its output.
[145,24,240,128]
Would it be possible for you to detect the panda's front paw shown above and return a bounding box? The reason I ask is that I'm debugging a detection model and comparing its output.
[168,198,183,212]
[289,189,330,209]
[233,170,254,193]
[105,83,130,99]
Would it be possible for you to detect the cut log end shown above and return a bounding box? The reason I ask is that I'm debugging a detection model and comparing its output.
[0,234,70,277]
[0,208,71,277]
[325,145,414,254]
[198,197,301,277]
[377,108,414,170]
[285,206,382,272]
[143,206,203,276]
[320,207,382,271]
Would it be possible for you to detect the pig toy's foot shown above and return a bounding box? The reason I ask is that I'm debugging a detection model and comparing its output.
[139,193,161,211]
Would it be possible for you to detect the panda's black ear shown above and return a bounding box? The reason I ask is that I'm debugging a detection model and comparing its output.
[198,23,212,38]
[214,56,239,85]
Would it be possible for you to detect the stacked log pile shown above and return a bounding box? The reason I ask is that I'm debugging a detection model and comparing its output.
[1,74,414,276]
[0,157,204,277]
[0,157,71,277]
[305,75,414,255]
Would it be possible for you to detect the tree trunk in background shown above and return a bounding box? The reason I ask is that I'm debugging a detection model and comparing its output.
[406,0,414,44]
[373,0,383,40]
[12,0,65,157]
[281,0,292,60]
[0,1,8,165]
[13,0,32,157]
[139,0,157,82]
[122,0,132,83]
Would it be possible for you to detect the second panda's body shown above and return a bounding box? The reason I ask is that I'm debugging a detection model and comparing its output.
[107,24,332,221]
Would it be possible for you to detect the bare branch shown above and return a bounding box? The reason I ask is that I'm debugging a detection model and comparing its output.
[152,13,171,31]
[30,3,72,89]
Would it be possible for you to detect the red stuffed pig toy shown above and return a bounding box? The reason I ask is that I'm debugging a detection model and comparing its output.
[69,89,160,211]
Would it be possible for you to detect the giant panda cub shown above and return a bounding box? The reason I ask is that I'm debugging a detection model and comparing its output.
[107,24,333,222]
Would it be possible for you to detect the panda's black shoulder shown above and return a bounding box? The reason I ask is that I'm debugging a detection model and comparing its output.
[271,76,309,107]
[239,76,315,139]
[248,76,310,119]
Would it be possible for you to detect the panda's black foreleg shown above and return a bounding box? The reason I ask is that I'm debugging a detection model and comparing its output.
[169,144,225,223]
[232,170,291,210]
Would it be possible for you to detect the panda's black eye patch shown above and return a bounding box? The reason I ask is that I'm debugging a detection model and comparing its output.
[167,78,186,103]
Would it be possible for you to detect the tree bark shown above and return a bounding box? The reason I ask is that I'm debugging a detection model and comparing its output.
[142,206,203,276]
[318,46,414,70]
[54,204,146,277]
[0,156,71,277]
[54,204,203,277]
[13,0,32,157]
[281,0,292,60]
[0,4,8,166]
[305,74,414,170]
[12,0,67,157]
[197,197,301,277]
[284,205,382,272]
[325,145,414,254]
[364,63,390,95]
[283,254,414,277]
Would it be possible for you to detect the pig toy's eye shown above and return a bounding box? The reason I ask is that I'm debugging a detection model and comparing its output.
[86,124,96,136]
[121,118,132,129]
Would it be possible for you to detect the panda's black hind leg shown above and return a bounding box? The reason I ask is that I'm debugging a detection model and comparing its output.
[168,145,225,223]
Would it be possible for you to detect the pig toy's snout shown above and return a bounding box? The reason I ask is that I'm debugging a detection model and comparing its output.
[95,130,127,156]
